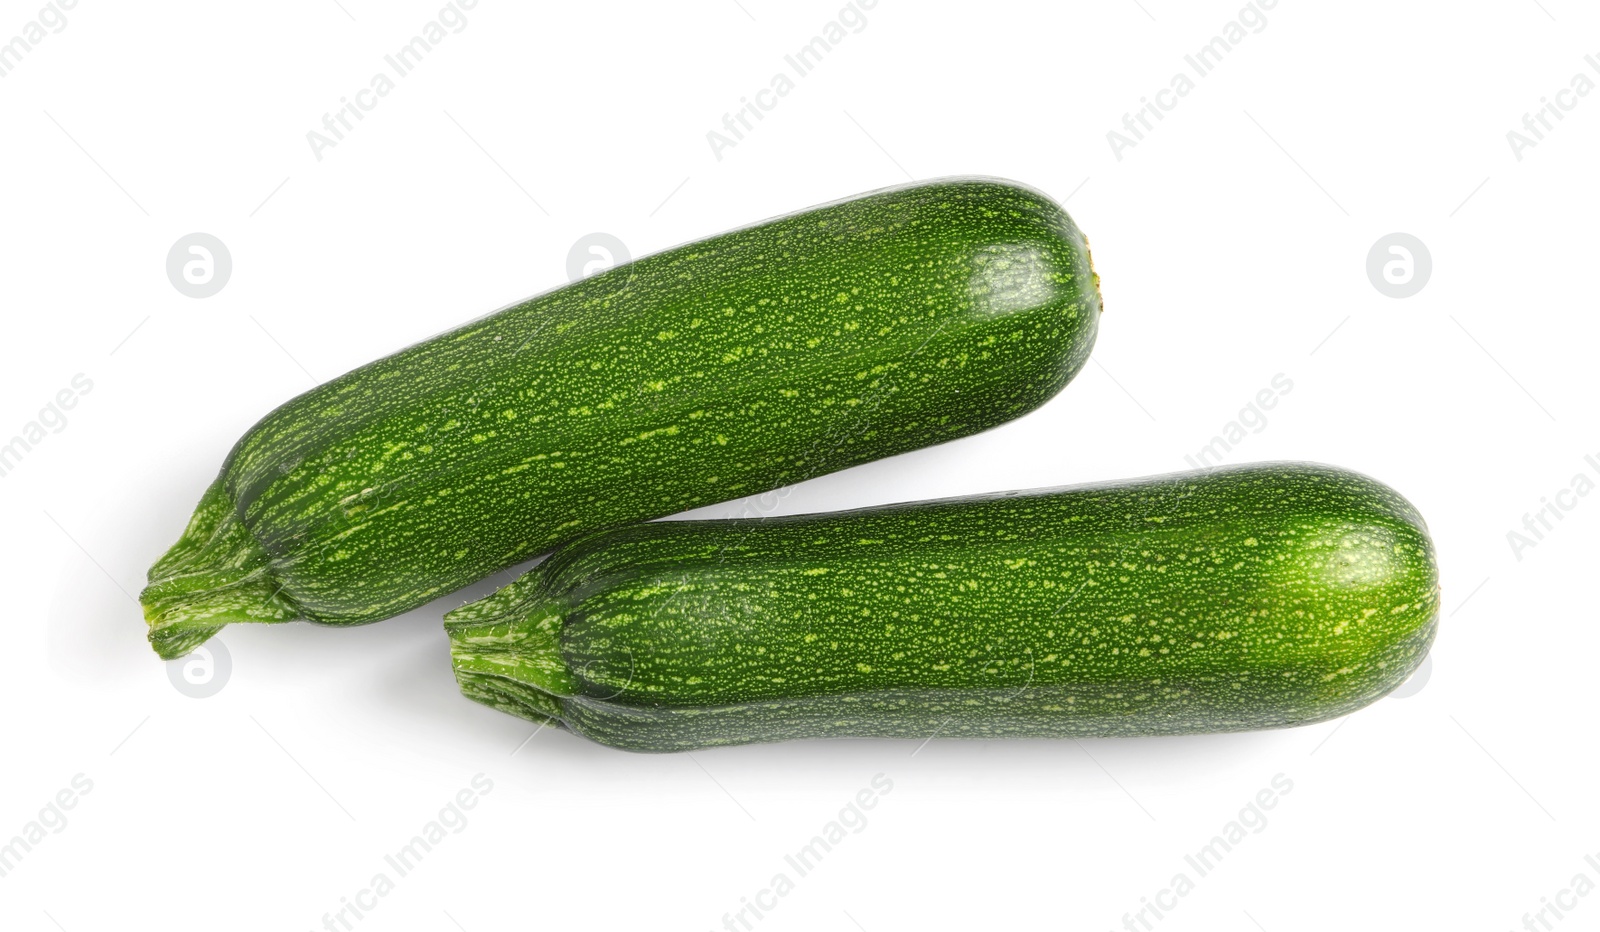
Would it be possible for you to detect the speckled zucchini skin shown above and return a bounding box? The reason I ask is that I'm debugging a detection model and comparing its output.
[445,463,1439,752]
[141,178,1101,659]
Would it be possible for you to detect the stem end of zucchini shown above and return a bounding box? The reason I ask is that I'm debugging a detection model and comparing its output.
[1081,233,1103,314]
[147,623,229,662]
[141,477,299,660]
[445,572,573,725]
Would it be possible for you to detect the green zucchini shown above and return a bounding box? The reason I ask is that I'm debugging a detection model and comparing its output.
[444,463,1438,752]
[141,178,1102,659]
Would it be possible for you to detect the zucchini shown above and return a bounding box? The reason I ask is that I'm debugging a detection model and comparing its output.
[444,463,1438,752]
[141,178,1102,659]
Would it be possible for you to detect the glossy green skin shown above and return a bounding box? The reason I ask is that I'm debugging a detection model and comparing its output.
[445,463,1439,752]
[141,178,1100,658]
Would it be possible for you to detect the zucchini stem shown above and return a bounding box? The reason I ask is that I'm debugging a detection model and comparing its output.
[141,478,298,659]
[444,572,573,725]
[1082,233,1103,314]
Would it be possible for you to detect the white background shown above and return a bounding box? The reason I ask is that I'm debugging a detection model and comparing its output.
[2,1,1596,929]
